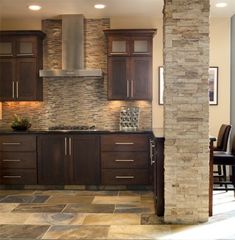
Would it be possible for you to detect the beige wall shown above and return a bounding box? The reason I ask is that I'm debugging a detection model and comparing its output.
[209,18,231,136]
[0,18,41,30]
[0,16,231,135]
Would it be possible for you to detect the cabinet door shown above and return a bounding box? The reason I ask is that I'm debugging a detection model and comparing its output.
[0,59,15,100]
[108,57,129,100]
[38,135,66,185]
[72,135,100,185]
[16,58,37,100]
[130,57,152,100]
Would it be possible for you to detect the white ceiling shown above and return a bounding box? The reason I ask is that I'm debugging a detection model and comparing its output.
[0,0,235,20]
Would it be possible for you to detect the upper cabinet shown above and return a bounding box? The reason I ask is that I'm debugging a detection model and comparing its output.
[0,31,45,101]
[104,29,156,100]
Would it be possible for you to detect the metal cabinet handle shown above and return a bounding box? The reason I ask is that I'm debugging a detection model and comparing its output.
[2,142,21,145]
[2,159,21,162]
[3,176,21,178]
[12,81,15,99]
[150,139,155,165]
[115,142,134,145]
[115,176,135,179]
[127,80,130,98]
[65,137,67,156]
[131,80,134,98]
[69,137,72,156]
[16,53,34,57]
[115,159,134,162]
[16,81,19,99]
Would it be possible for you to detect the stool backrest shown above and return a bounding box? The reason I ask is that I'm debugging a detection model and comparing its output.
[231,135,235,155]
[216,124,232,151]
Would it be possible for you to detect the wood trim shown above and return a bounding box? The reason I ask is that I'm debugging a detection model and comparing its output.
[0,31,46,39]
[104,29,157,36]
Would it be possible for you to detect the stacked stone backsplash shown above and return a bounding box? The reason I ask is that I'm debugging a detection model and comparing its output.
[0,18,152,130]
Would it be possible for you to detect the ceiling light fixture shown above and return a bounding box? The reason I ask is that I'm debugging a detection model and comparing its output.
[94,4,106,9]
[215,2,228,8]
[28,5,42,11]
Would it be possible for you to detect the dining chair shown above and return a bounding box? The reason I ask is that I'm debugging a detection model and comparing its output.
[213,135,235,191]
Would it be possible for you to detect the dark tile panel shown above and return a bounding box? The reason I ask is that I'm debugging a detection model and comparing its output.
[0,195,49,203]
[13,204,66,213]
[64,204,115,213]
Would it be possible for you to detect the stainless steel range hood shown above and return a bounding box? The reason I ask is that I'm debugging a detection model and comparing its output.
[39,15,103,78]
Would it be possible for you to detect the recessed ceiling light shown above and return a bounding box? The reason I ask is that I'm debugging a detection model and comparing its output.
[94,4,106,9]
[28,5,42,11]
[215,2,227,8]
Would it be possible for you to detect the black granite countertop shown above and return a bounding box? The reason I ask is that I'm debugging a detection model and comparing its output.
[0,128,155,135]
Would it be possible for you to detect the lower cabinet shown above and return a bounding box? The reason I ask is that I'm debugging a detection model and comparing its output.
[0,135,37,184]
[37,134,100,185]
[0,133,151,186]
[37,135,66,185]
[72,135,100,184]
[101,134,151,185]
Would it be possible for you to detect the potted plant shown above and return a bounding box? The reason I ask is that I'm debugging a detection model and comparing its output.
[11,114,32,131]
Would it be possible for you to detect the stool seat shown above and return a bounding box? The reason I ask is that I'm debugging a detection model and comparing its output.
[213,152,235,165]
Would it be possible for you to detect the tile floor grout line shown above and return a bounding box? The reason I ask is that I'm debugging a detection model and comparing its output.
[40,224,53,239]
[43,194,53,204]
[60,203,68,213]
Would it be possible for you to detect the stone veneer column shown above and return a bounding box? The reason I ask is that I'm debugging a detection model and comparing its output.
[163,0,210,223]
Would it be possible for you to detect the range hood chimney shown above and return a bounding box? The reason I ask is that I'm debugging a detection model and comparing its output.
[39,15,103,77]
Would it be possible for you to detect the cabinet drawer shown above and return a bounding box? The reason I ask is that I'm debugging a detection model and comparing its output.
[0,135,36,152]
[0,169,37,184]
[101,134,149,151]
[101,152,149,169]
[102,169,149,185]
[0,152,36,169]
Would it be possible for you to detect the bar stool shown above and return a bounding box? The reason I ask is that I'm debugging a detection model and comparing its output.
[213,135,235,191]
[213,124,232,189]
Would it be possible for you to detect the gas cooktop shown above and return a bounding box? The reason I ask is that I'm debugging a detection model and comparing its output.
[48,125,96,131]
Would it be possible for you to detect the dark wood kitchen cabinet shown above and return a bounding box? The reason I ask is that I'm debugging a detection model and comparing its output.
[153,137,165,216]
[37,134,100,185]
[0,31,45,101]
[101,134,151,185]
[104,29,156,100]
[72,135,100,184]
[0,135,37,184]
[37,135,65,185]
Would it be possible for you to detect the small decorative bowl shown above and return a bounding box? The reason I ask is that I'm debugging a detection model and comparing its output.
[11,124,31,131]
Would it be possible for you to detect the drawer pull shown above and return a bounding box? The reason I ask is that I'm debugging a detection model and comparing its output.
[115,142,134,145]
[3,175,22,178]
[69,137,72,156]
[115,159,134,162]
[2,142,21,145]
[2,159,21,162]
[65,137,67,156]
[115,176,135,179]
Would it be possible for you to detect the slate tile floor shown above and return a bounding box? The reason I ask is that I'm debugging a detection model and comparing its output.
[0,190,234,239]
